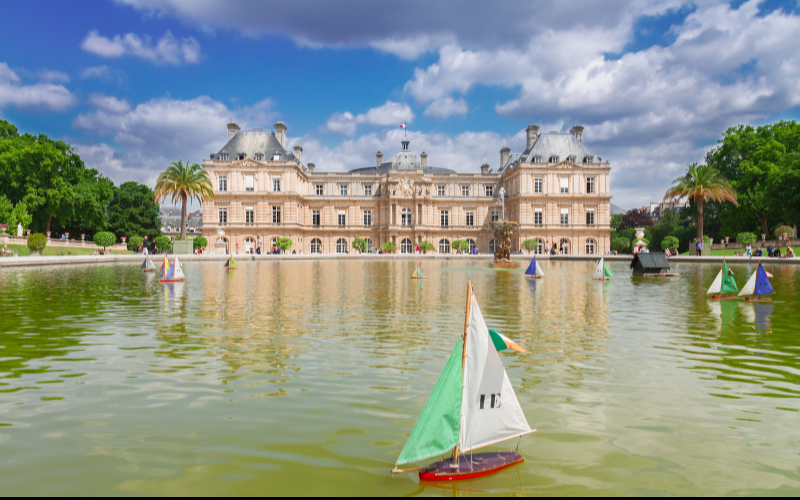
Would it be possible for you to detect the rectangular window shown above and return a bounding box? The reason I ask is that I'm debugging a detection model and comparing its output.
[534,208,543,225]
[245,175,254,192]
[364,185,372,196]
[560,177,569,194]
[316,184,324,196]
[245,206,254,224]
[273,177,281,192]
[534,177,543,194]
[363,210,372,226]
[340,184,348,196]
[560,208,569,225]
[338,211,346,226]
[485,186,493,197]
[438,185,446,197]
[587,177,596,194]
[462,185,470,197]
[272,206,281,224]
[440,210,449,227]
[218,207,227,224]
[491,210,499,223]
[312,210,320,226]
[586,209,595,226]
[219,175,228,192]
[466,211,474,227]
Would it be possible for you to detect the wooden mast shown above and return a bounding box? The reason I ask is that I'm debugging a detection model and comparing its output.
[452,281,472,467]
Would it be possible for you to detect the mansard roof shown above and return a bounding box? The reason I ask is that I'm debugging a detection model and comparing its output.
[211,129,296,162]
[501,131,597,172]
[349,165,457,175]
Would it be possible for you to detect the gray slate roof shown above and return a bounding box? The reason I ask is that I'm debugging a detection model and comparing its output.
[501,131,597,172]
[349,165,456,175]
[211,129,297,162]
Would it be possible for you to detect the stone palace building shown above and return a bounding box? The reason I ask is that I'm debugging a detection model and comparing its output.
[201,121,612,255]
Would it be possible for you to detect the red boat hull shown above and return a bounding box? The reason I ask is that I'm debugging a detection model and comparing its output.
[710,295,738,300]
[160,279,185,283]
[419,451,524,482]
[745,297,772,302]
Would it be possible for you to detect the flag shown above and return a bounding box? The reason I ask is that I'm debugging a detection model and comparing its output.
[400,123,406,129]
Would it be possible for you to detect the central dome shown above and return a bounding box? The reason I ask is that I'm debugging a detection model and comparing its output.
[391,139,420,169]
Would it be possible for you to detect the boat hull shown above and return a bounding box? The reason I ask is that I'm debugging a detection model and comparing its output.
[411,277,427,280]
[525,275,542,279]
[710,295,738,300]
[592,278,611,281]
[160,279,185,283]
[419,451,523,482]
[744,297,772,302]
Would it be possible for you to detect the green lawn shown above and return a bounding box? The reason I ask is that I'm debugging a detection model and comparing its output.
[2,244,133,257]
[680,248,753,256]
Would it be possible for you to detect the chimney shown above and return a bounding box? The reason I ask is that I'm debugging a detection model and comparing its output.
[274,121,287,148]
[569,124,584,143]
[376,151,383,167]
[481,163,490,175]
[526,124,539,151]
[227,121,240,142]
[500,146,510,169]
[420,151,428,167]
[293,145,303,164]
[307,162,315,173]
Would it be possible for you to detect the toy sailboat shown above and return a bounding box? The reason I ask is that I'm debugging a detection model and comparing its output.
[225,255,237,270]
[591,257,613,281]
[411,268,426,280]
[524,257,545,279]
[707,259,738,299]
[157,254,169,280]
[393,282,534,481]
[738,262,774,302]
[140,256,156,273]
[160,256,185,283]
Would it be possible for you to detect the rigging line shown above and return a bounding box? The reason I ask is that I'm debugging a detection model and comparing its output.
[515,436,521,453]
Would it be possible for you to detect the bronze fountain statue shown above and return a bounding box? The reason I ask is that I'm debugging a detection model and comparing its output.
[492,188,517,269]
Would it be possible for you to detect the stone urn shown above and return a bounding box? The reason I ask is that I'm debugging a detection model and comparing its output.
[0,225,6,234]
[26,229,31,236]
[46,231,51,239]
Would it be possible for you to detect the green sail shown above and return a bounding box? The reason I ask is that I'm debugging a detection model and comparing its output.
[396,339,463,466]
[604,264,614,278]
[720,261,738,294]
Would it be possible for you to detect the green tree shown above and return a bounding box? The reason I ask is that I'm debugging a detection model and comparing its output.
[93,231,116,253]
[736,232,757,245]
[611,237,630,253]
[352,237,367,253]
[419,240,434,254]
[107,182,162,241]
[154,160,213,240]
[772,152,800,226]
[127,236,144,252]
[610,213,623,230]
[521,238,539,254]
[193,236,208,251]
[452,240,470,253]
[647,210,682,252]
[661,236,679,251]
[774,225,794,239]
[154,236,172,253]
[664,163,738,245]
[27,233,47,252]
[276,237,293,253]
[381,241,397,253]
[10,201,32,232]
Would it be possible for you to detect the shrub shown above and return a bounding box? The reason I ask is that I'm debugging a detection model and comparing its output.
[154,236,172,252]
[381,241,397,253]
[352,237,367,253]
[611,237,630,253]
[452,239,470,253]
[521,238,539,254]
[10,202,31,232]
[419,240,434,254]
[736,232,757,245]
[277,237,293,253]
[193,236,208,251]
[27,233,47,252]
[127,236,144,252]
[93,231,116,252]
[661,236,680,251]
[774,225,795,239]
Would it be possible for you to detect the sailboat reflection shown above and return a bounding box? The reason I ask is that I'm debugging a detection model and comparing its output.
[754,301,773,335]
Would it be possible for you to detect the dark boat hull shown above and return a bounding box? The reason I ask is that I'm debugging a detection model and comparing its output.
[419,451,523,482]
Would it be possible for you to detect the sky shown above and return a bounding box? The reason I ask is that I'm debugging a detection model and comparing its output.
[1,0,799,209]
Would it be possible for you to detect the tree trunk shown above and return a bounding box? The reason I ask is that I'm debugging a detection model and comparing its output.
[180,194,188,241]
[696,197,704,245]
[45,214,52,234]
[756,212,768,238]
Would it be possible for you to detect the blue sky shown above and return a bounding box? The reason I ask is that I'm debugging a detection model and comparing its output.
[1,0,799,208]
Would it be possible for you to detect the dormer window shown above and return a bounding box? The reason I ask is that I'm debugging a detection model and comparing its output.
[237,154,246,161]
[273,154,281,161]
[220,154,229,161]
[549,156,559,163]
[583,155,594,163]
[567,155,576,163]
[254,153,264,161]
[532,155,543,163]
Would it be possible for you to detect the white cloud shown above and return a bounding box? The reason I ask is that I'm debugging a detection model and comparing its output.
[0,62,75,111]
[322,101,415,136]
[39,70,70,83]
[73,95,277,186]
[423,96,468,119]
[80,30,201,65]
[80,65,111,79]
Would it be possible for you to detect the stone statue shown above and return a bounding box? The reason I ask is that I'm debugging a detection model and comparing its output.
[17,223,23,237]
[498,187,506,221]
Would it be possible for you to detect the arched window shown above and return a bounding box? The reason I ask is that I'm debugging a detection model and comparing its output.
[311,238,322,254]
[467,239,476,254]
[244,237,255,254]
[336,238,348,254]
[489,239,498,254]
[549,155,559,163]
[401,238,413,254]
[365,238,373,253]
[271,238,278,248]
[401,208,412,226]
[534,239,544,254]
[585,239,596,255]
[439,239,451,254]
[559,238,570,255]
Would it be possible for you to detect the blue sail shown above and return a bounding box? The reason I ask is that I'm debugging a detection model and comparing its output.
[754,264,775,296]
[164,262,175,280]
[525,257,537,276]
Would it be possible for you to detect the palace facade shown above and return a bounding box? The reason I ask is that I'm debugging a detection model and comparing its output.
[201,121,612,255]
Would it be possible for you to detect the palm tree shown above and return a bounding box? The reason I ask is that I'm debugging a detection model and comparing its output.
[664,163,737,245]
[154,160,214,240]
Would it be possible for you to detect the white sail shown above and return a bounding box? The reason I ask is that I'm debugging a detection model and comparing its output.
[535,260,545,277]
[706,270,722,295]
[459,294,532,454]
[173,256,185,281]
[737,271,757,297]
[591,258,605,280]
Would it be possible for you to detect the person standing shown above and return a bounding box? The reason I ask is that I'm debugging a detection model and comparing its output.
[746,244,752,257]
[695,239,703,256]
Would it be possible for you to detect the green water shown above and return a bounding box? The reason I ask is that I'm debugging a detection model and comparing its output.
[1,260,799,495]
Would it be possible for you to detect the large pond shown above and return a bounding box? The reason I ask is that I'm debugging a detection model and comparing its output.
[0,260,799,495]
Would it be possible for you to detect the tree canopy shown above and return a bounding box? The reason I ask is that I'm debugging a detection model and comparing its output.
[154,160,213,240]
[107,182,162,240]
